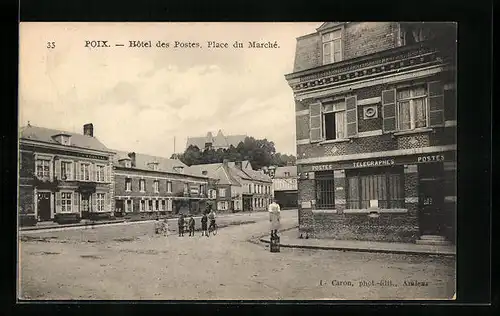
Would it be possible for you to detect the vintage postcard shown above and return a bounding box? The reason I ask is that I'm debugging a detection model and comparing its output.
[18,22,457,300]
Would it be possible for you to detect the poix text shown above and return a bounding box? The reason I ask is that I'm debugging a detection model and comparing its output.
[83,40,280,49]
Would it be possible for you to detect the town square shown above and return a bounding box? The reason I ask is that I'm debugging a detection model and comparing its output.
[18,22,457,300]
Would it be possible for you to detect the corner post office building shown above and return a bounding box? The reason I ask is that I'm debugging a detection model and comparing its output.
[285,22,456,244]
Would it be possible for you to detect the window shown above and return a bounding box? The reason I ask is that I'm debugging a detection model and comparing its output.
[36,159,51,179]
[161,200,165,211]
[322,29,342,64]
[167,199,173,212]
[323,101,346,140]
[80,163,90,181]
[61,192,72,213]
[218,188,226,197]
[96,193,105,212]
[124,161,131,168]
[284,172,290,177]
[346,167,404,209]
[218,201,228,210]
[125,200,133,213]
[148,200,153,212]
[184,183,189,194]
[139,179,145,192]
[153,180,159,193]
[140,200,145,212]
[315,171,336,209]
[154,200,159,211]
[60,161,72,180]
[167,181,172,193]
[125,178,132,191]
[397,86,427,131]
[96,165,105,182]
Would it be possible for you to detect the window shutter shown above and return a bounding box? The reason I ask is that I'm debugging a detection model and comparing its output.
[73,192,79,213]
[428,81,445,127]
[309,102,323,143]
[91,164,96,181]
[54,159,61,180]
[382,89,397,132]
[346,96,358,138]
[75,162,80,180]
[92,194,97,213]
[55,192,61,214]
[104,193,109,212]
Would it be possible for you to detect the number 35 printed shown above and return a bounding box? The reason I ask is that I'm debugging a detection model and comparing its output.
[47,41,56,49]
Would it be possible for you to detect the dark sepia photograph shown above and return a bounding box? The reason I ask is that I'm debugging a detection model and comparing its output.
[18,22,457,300]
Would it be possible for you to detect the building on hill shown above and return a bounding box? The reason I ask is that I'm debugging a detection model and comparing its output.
[112,150,211,218]
[186,130,247,151]
[189,160,273,213]
[268,166,298,209]
[18,123,115,225]
[285,22,456,244]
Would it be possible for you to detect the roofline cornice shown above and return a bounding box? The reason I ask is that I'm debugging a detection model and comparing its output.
[20,138,116,156]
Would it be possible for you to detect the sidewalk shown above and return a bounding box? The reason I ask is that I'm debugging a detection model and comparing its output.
[260,228,456,257]
[19,210,272,232]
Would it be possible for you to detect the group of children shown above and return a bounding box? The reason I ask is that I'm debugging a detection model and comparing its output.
[154,206,217,237]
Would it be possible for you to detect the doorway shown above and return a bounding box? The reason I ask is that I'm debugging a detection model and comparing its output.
[418,163,445,236]
[81,193,91,219]
[37,192,51,221]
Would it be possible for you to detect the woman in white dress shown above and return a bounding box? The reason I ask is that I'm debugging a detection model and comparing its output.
[268,199,281,237]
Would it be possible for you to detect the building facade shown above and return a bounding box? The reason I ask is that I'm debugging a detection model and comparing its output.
[186,130,247,151]
[189,160,273,213]
[18,123,115,225]
[269,166,298,209]
[113,151,210,218]
[285,22,457,244]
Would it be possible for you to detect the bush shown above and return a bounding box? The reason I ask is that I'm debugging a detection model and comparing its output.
[54,213,81,224]
[19,214,37,227]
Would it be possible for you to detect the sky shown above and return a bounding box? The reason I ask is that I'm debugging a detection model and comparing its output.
[19,22,320,158]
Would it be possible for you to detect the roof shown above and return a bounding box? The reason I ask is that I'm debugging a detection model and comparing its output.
[19,125,112,153]
[316,22,345,31]
[274,166,298,178]
[243,168,272,183]
[112,150,207,178]
[187,163,238,185]
[186,130,247,150]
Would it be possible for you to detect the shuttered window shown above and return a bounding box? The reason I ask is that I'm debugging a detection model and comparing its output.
[428,81,445,126]
[60,192,73,213]
[346,167,404,209]
[382,89,397,132]
[323,100,347,140]
[310,103,323,143]
[315,171,335,209]
[36,160,51,179]
[96,193,105,212]
[61,161,73,180]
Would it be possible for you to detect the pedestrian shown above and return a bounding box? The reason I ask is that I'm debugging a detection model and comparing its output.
[178,213,185,237]
[188,215,195,237]
[154,217,162,235]
[268,198,281,238]
[201,211,208,237]
[163,217,169,236]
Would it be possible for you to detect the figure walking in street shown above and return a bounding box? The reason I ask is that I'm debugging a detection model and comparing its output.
[268,198,281,238]
[188,215,195,237]
[201,211,208,237]
[208,207,217,235]
[178,213,185,237]
[163,217,169,236]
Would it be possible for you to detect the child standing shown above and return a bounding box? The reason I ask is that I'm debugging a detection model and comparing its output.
[201,212,208,237]
[188,215,195,237]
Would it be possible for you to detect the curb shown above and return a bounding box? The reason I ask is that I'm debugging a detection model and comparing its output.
[258,238,456,257]
[20,220,126,231]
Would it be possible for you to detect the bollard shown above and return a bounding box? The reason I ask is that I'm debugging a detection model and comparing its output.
[270,231,280,253]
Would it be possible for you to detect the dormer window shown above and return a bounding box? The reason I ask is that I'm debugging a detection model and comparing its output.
[202,170,208,176]
[53,133,72,146]
[119,158,132,168]
[322,29,342,65]
[148,162,159,171]
[174,166,184,174]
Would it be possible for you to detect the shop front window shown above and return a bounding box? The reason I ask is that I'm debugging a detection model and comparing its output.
[346,167,404,209]
[315,171,335,209]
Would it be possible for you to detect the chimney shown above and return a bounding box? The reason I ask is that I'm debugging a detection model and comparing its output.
[235,161,242,170]
[128,152,136,167]
[83,123,94,137]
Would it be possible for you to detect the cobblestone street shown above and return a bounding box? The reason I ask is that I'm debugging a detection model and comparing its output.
[19,210,455,300]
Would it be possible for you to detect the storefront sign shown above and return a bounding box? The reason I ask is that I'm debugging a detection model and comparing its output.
[352,159,395,168]
[417,154,445,163]
[306,152,455,173]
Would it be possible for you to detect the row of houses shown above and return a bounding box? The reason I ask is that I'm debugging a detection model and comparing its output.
[18,123,273,226]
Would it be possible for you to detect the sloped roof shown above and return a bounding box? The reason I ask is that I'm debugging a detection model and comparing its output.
[242,168,272,183]
[317,22,345,31]
[19,125,113,153]
[186,130,247,150]
[112,150,206,178]
[187,163,239,185]
[274,166,298,178]
[227,160,252,170]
